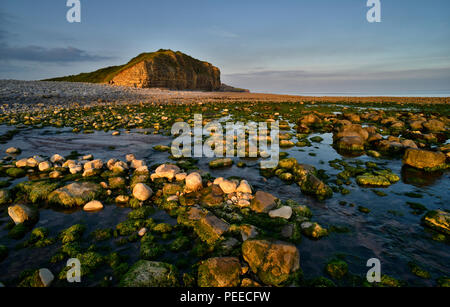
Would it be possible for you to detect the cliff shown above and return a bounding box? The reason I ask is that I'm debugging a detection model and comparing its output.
[47,49,222,91]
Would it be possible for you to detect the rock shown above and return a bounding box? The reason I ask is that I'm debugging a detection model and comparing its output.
[240,225,259,241]
[236,180,252,194]
[112,161,128,173]
[138,227,147,237]
[120,260,179,287]
[130,159,146,169]
[300,222,328,239]
[8,204,38,224]
[367,150,381,158]
[84,159,103,170]
[38,268,54,287]
[15,158,28,168]
[49,170,62,178]
[125,154,136,162]
[50,154,65,164]
[269,206,293,219]
[325,260,348,280]
[198,257,241,287]
[0,189,11,205]
[409,120,424,130]
[69,165,82,174]
[116,195,130,204]
[237,199,251,208]
[163,183,183,196]
[422,210,449,236]
[132,183,153,201]
[175,173,187,181]
[335,124,369,141]
[219,179,237,194]
[356,174,391,187]
[38,161,52,172]
[83,200,103,212]
[195,213,230,245]
[299,174,333,200]
[6,147,21,154]
[423,119,445,132]
[48,182,102,207]
[27,156,44,168]
[401,139,418,149]
[154,164,180,180]
[336,136,365,151]
[209,158,233,169]
[403,149,446,170]
[298,114,322,127]
[250,191,277,213]
[242,240,300,286]
[185,172,203,192]
[83,154,93,160]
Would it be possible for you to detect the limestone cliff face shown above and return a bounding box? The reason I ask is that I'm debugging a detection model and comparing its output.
[109,50,221,91]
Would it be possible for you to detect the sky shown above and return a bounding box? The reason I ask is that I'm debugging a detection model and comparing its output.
[0,0,449,95]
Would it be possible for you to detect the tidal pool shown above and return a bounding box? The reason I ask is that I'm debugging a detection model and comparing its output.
[0,113,448,287]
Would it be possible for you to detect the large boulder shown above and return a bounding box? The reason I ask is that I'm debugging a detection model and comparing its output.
[198,257,241,287]
[8,204,38,224]
[48,182,102,208]
[403,149,446,170]
[242,240,300,286]
[120,260,179,287]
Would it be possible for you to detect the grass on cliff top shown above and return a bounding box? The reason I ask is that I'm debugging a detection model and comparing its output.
[45,49,214,84]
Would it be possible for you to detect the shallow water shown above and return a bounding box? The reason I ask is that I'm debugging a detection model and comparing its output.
[0,123,449,287]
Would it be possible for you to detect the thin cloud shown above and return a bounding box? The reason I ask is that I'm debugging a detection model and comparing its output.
[0,44,112,63]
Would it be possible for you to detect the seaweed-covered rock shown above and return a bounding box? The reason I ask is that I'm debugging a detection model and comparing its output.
[194,213,230,245]
[0,189,11,205]
[422,210,450,236]
[242,239,300,286]
[198,257,241,287]
[423,119,445,133]
[209,158,233,169]
[356,174,391,187]
[48,182,102,207]
[403,149,446,171]
[250,191,277,213]
[17,181,60,203]
[299,174,333,200]
[300,222,328,239]
[120,260,179,287]
[325,259,348,280]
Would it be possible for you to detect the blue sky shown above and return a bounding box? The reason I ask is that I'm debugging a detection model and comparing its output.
[1,0,449,95]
